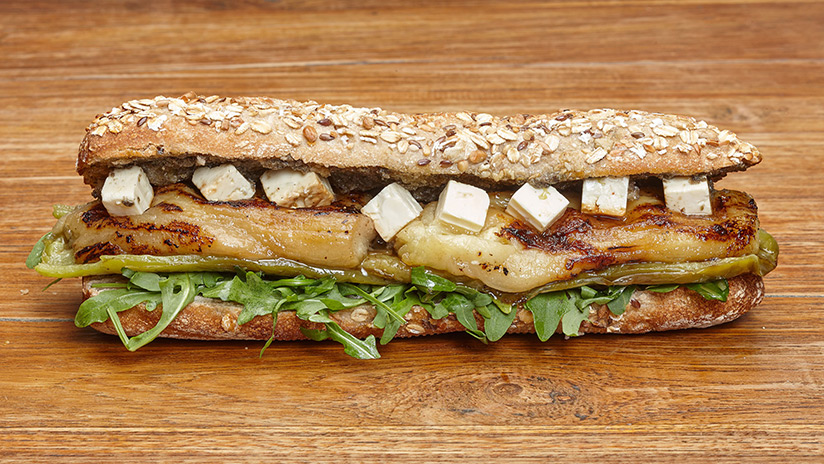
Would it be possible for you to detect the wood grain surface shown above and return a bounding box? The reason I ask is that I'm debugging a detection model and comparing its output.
[1,0,822,461]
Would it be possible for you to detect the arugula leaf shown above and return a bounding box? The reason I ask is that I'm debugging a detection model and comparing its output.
[301,321,380,359]
[483,303,517,342]
[455,286,494,309]
[575,289,620,309]
[306,308,334,324]
[473,301,493,319]
[426,301,450,320]
[606,285,636,315]
[411,267,457,293]
[579,286,598,299]
[371,286,404,329]
[561,291,589,337]
[127,271,163,292]
[26,232,53,269]
[302,276,336,296]
[338,283,406,324]
[295,300,332,321]
[91,282,128,289]
[300,327,329,341]
[526,292,569,342]
[190,272,227,288]
[645,284,679,293]
[75,288,162,327]
[686,280,729,301]
[118,273,198,351]
[644,280,729,301]
[314,285,366,310]
[440,293,487,342]
[379,293,420,345]
[256,310,282,358]
[42,277,62,291]
[204,273,281,325]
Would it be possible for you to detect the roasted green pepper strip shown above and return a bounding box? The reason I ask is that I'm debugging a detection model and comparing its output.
[33,223,778,290]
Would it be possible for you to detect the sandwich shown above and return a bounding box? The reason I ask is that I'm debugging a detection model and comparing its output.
[27,93,778,359]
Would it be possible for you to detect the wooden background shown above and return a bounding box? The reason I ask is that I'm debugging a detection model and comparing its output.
[1,0,822,461]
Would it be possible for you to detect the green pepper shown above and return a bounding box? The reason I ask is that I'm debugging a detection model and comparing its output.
[32,216,778,291]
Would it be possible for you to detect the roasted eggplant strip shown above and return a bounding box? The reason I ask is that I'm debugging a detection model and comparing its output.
[62,184,377,269]
[395,189,759,293]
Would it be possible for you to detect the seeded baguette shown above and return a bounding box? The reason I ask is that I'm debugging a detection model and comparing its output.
[78,94,761,198]
[83,273,763,342]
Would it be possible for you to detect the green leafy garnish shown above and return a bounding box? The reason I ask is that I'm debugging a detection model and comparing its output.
[524,284,643,341]
[606,285,636,315]
[645,284,680,293]
[378,291,419,345]
[482,301,518,342]
[75,288,162,327]
[440,293,487,342]
[686,280,729,301]
[301,321,381,360]
[71,265,732,359]
[526,292,572,342]
[338,283,406,324]
[26,232,53,269]
[116,273,198,351]
[561,291,590,336]
[411,266,457,293]
[645,280,729,301]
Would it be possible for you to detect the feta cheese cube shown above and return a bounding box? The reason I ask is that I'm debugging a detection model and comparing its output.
[361,183,423,241]
[435,180,490,233]
[192,164,255,201]
[260,169,335,208]
[581,176,630,217]
[506,184,569,231]
[101,166,154,216]
[663,176,712,215]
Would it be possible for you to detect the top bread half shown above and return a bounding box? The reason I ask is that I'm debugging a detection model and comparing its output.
[77,94,761,197]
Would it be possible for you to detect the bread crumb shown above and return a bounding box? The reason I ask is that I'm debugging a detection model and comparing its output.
[19,289,29,295]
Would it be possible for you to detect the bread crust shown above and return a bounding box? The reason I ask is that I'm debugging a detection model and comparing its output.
[84,274,763,342]
[78,94,761,196]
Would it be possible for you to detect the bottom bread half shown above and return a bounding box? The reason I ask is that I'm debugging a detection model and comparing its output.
[84,273,764,341]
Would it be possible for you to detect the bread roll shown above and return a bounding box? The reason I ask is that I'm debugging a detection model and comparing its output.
[78,94,761,198]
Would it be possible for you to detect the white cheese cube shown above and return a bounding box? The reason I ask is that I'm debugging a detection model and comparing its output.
[192,164,255,201]
[261,169,335,208]
[506,184,569,231]
[581,176,630,217]
[435,180,490,233]
[663,176,712,215]
[101,166,154,216]
[361,183,423,241]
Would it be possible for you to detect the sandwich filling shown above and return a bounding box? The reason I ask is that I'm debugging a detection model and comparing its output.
[41,181,770,293]
[29,176,778,359]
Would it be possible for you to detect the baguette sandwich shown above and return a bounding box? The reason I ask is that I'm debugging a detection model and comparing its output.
[28,93,778,358]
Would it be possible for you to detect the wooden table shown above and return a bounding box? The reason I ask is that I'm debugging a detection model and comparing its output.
[1,1,822,461]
